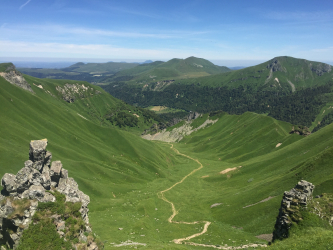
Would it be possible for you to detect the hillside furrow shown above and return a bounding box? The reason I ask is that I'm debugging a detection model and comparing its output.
[158,144,267,249]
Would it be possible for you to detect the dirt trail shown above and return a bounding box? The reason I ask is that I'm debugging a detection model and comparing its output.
[158,144,267,249]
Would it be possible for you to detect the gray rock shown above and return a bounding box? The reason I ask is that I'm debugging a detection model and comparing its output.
[50,161,62,182]
[0,67,34,93]
[32,160,44,171]
[51,181,58,188]
[41,170,51,190]
[24,160,33,168]
[28,169,43,186]
[61,168,68,179]
[22,185,45,201]
[0,199,14,218]
[79,233,87,243]
[10,232,20,245]
[16,167,34,192]
[273,180,314,241]
[44,151,52,168]
[1,173,17,193]
[88,242,98,250]
[0,139,94,248]
[42,192,56,202]
[29,139,48,163]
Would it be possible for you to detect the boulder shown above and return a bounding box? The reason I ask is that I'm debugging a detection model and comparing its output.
[22,185,45,201]
[24,160,33,169]
[273,180,315,241]
[29,139,48,162]
[28,169,43,186]
[1,173,17,193]
[0,139,95,249]
[16,167,34,192]
[41,171,51,190]
[43,151,52,168]
[50,161,62,182]
[61,168,68,179]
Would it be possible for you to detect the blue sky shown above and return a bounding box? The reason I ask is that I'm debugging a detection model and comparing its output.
[1,0,333,66]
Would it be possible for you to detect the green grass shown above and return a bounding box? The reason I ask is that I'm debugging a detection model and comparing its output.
[2,66,333,249]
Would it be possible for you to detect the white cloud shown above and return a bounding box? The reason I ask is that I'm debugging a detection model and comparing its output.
[1,24,210,41]
[19,0,32,10]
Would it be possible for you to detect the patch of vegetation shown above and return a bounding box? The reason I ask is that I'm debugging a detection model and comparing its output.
[7,198,31,219]
[166,120,186,132]
[17,190,103,249]
[104,82,333,128]
[190,114,209,129]
[17,219,74,250]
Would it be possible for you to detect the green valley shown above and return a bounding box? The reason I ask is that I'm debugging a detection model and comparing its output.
[1,62,333,250]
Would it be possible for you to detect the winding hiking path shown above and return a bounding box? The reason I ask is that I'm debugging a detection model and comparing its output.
[157,144,267,249]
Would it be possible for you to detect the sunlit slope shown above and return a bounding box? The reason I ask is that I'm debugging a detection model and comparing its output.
[19,74,161,134]
[178,56,333,92]
[108,56,231,84]
[171,112,333,240]
[0,75,190,249]
[0,76,178,185]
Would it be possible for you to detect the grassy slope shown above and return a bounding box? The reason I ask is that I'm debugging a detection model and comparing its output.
[0,75,198,249]
[22,74,162,135]
[170,112,333,247]
[177,56,333,92]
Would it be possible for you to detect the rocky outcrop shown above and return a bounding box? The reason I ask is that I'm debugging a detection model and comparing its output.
[289,125,311,136]
[0,139,95,249]
[0,63,34,93]
[272,180,315,241]
[56,83,101,103]
[142,117,218,142]
[310,63,332,76]
[267,59,286,73]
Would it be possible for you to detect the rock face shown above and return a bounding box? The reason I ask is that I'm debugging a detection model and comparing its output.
[272,180,315,241]
[0,63,34,93]
[267,58,286,73]
[56,83,101,103]
[0,139,93,249]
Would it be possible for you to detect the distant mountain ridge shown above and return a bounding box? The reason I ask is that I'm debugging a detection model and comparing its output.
[103,56,333,131]
[178,56,333,92]
[107,56,231,86]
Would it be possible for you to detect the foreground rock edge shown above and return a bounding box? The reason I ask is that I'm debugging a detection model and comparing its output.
[0,139,101,250]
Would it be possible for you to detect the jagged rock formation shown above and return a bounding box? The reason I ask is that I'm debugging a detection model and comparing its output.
[0,139,98,249]
[56,83,101,103]
[0,63,34,93]
[267,58,287,73]
[272,180,315,241]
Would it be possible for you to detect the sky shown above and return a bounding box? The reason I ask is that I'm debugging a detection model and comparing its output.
[1,0,333,66]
